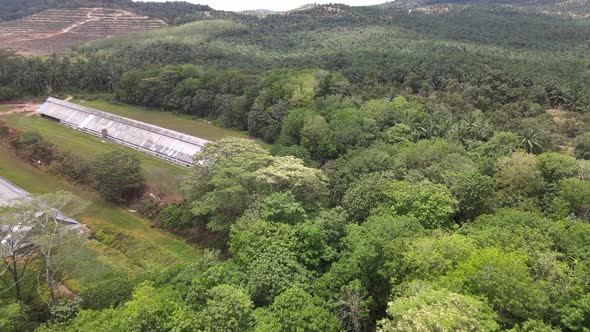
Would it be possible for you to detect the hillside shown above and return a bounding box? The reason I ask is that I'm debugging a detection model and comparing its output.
[0,7,167,55]
[79,20,244,50]
[0,0,213,23]
[78,3,590,90]
[384,0,590,16]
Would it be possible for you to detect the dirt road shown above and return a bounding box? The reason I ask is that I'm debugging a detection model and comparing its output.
[0,102,41,115]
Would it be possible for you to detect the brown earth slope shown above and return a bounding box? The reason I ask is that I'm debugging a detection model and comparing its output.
[0,7,166,55]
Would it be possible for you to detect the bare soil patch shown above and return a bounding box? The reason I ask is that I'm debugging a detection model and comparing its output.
[0,8,166,55]
[0,102,40,115]
[546,108,567,125]
[57,284,77,300]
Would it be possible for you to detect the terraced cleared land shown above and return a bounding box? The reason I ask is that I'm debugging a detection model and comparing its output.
[0,7,166,55]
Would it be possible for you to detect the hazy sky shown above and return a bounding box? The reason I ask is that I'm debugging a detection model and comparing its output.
[140,1,387,12]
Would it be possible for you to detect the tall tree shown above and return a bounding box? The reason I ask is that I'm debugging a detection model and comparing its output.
[378,285,499,331]
[28,192,87,309]
[91,151,144,202]
[0,191,87,309]
[0,201,38,301]
[201,284,254,332]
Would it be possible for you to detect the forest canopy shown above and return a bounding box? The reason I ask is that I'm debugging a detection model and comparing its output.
[1,0,590,331]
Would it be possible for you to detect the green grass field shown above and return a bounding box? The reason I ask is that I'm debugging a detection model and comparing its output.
[0,144,200,290]
[0,105,10,112]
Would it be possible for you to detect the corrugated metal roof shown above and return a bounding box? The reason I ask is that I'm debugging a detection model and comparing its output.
[0,176,81,227]
[36,97,210,166]
[0,176,29,206]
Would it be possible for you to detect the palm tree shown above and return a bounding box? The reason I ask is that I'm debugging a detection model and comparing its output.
[547,85,569,108]
[0,50,18,84]
[453,120,470,146]
[15,64,47,95]
[44,56,66,92]
[471,115,494,141]
[428,70,446,90]
[565,89,589,113]
[417,112,456,140]
[520,128,544,154]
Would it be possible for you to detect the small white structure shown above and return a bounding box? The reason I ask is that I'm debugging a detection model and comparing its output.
[0,176,29,206]
[0,176,82,231]
[36,97,210,167]
[1,176,85,255]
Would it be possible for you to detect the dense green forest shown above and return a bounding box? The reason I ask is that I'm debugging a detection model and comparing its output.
[2,1,590,331]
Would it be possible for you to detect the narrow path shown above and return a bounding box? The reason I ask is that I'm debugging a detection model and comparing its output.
[8,8,106,43]
[60,8,101,34]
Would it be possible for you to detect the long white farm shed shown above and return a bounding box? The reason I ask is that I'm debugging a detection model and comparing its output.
[36,97,210,167]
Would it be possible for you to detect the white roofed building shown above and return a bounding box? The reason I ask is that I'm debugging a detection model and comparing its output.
[36,97,210,167]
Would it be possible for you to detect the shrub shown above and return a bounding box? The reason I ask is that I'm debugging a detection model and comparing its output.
[15,131,54,163]
[159,204,193,229]
[0,86,18,101]
[136,198,162,220]
[79,277,134,310]
[574,132,590,160]
[48,152,91,184]
[0,125,11,137]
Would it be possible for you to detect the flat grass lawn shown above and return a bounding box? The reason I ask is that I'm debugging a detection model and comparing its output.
[0,145,200,288]
[77,99,253,141]
[0,105,10,112]
[1,113,188,196]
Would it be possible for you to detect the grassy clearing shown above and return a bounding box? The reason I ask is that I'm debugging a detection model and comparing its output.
[60,243,129,292]
[0,105,10,112]
[76,99,256,142]
[1,113,187,196]
[79,20,244,49]
[0,145,200,288]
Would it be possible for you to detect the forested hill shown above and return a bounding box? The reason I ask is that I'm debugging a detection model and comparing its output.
[389,0,569,5]
[74,1,590,99]
[382,0,590,16]
[2,0,589,115]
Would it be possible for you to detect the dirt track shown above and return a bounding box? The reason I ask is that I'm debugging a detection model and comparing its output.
[8,8,103,44]
[0,102,40,115]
